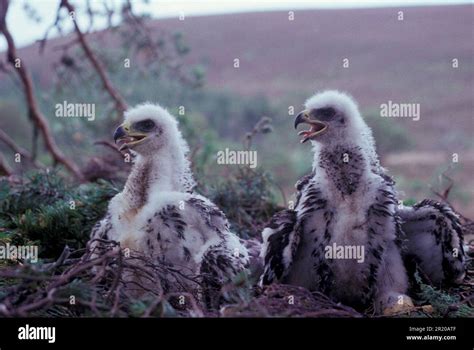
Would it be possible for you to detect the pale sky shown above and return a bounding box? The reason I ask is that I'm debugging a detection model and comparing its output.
[1,0,472,51]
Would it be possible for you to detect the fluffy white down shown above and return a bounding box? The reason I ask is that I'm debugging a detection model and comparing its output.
[91,103,248,296]
[305,90,381,173]
[275,90,409,311]
[125,103,196,192]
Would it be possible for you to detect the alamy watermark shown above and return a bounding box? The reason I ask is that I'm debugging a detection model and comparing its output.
[0,243,38,263]
[380,100,420,121]
[55,101,95,121]
[18,324,55,344]
[216,148,257,169]
[324,242,365,263]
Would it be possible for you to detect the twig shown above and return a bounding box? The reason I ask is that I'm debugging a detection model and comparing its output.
[93,139,124,157]
[0,0,83,180]
[59,0,128,117]
[431,169,454,206]
[39,1,64,54]
[0,240,206,317]
[0,151,13,175]
[0,127,45,168]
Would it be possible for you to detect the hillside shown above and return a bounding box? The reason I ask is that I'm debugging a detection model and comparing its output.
[12,5,473,152]
[2,4,473,215]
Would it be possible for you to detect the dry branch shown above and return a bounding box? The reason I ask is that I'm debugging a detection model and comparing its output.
[431,170,454,205]
[0,127,45,168]
[0,0,83,180]
[0,151,13,175]
[59,0,128,117]
[0,240,204,317]
[93,139,124,157]
[39,1,64,54]
[430,168,473,226]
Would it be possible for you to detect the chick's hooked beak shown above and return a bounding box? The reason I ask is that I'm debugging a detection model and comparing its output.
[113,122,148,151]
[294,110,328,143]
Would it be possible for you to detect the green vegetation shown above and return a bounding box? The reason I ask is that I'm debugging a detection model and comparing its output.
[1,166,472,318]
[0,171,118,259]
[0,18,470,318]
[207,167,280,239]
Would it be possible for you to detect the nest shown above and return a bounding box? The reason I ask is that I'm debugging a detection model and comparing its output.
[0,240,204,317]
[0,236,472,318]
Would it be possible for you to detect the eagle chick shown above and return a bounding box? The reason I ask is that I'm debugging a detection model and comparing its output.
[260,91,412,314]
[90,103,249,305]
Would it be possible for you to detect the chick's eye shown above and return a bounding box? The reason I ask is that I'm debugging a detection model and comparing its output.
[318,107,336,119]
[134,119,155,132]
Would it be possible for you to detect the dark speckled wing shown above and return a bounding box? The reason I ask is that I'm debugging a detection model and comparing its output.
[397,199,466,284]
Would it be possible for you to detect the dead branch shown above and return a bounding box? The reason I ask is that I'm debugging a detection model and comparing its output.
[0,241,205,317]
[39,1,64,54]
[430,168,474,225]
[0,127,45,168]
[121,0,200,87]
[102,0,114,28]
[243,116,272,151]
[431,170,454,205]
[59,0,128,117]
[93,139,123,157]
[0,0,83,180]
[0,151,13,175]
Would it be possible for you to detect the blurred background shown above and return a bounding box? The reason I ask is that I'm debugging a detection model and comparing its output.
[0,0,473,220]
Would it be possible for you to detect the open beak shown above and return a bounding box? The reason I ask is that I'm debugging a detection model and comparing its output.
[294,110,328,143]
[113,123,148,151]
